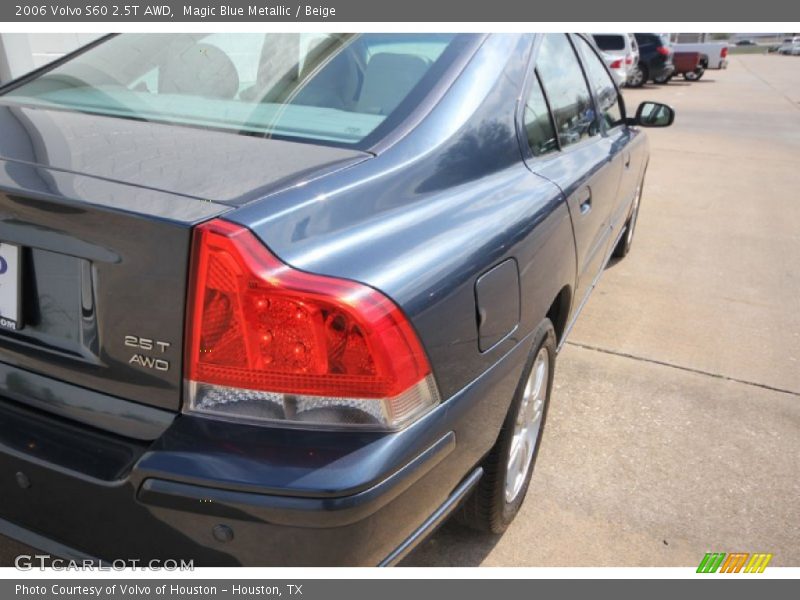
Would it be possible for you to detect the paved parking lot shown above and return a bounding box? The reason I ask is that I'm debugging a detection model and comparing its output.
[0,54,798,569]
[403,54,800,567]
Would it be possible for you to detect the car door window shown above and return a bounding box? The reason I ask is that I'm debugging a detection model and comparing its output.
[574,36,624,129]
[535,33,597,148]
[522,72,558,156]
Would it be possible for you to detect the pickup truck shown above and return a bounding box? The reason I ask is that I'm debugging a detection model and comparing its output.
[671,41,728,70]
[655,51,706,82]
[0,33,673,566]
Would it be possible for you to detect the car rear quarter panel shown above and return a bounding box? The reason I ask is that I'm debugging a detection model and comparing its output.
[227,34,577,457]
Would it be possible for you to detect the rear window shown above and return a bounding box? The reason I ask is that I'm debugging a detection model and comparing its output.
[634,33,662,47]
[0,33,468,147]
[593,35,626,51]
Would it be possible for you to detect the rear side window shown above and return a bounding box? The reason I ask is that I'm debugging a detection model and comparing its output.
[535,34,597,148]
[574,36,624,128]
[593,35,626,51]
[522,73,558,156]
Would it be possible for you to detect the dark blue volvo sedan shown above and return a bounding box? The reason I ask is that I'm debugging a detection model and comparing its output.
[0,33,672,566]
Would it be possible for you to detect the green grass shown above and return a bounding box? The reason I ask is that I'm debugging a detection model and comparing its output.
[728,46,771,55]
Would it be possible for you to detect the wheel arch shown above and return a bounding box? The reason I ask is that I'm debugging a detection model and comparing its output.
[545,285,572,347]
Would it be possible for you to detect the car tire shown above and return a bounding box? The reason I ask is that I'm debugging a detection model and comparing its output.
[457,319,556,534]
[612,175,645,259]
[684,67,704,81]
[627,65,647,88]
[654,73,672,84]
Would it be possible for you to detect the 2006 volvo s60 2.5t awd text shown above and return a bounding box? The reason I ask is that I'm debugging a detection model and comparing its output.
[0,33,673,565]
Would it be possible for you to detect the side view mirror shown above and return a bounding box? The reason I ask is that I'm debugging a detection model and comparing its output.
[632,101,675,127]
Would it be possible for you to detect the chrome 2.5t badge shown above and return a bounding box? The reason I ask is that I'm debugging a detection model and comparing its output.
[125,335,171,372]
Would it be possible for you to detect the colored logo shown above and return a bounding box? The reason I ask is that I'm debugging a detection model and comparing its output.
[697,552,773,573]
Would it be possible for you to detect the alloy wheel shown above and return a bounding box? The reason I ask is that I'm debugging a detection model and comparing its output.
[504,347,549,503]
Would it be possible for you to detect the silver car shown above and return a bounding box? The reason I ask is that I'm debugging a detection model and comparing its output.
[592,33,639,85]
[779,37,800,55]
[601,51,627,86]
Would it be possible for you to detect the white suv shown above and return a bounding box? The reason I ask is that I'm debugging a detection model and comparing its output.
[592,33,639,86]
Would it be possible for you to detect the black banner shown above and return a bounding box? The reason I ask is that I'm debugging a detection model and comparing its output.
[1,0,796,22]
[4,579,798,600]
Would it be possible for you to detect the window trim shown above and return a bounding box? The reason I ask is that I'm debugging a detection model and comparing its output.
[0,33,115,96]
[570,33,628,134]
[514,34,544,163]
[519,67,561,158]
[517,33,611,165]
[517,34,580,163]
[541,34,600,151]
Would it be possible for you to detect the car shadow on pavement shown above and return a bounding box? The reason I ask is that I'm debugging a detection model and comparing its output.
[398,520,502,567]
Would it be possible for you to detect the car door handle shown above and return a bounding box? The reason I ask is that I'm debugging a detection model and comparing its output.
[624,153,631,168]
[579,191,592,215]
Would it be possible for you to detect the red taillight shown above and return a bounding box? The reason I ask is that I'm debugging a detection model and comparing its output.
[184,219,439,429]
[656,46,671,56]
[721,47,728,58]
[625,55,633,65]
[610,59,623,69]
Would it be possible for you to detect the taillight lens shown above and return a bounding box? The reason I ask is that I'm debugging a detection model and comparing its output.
[610,59,623,69]
[721,47,728,58]
[656,46,671,56]
[625,55,633,65]
[184,219,440,430]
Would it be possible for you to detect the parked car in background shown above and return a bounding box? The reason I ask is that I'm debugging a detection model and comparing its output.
[628,33,674,87]
[0,33,673,566]
[592,33,639,86]
[778,37,800,55]
[671,40,728,69]
[601,51,627,87]
[735,39,756,46]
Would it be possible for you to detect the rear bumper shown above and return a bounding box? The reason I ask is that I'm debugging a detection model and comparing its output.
[0,334,529,566]
[0,410,463,567]
[650,63,675,81]
[0,438,482,568]
[0,465,484,568]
